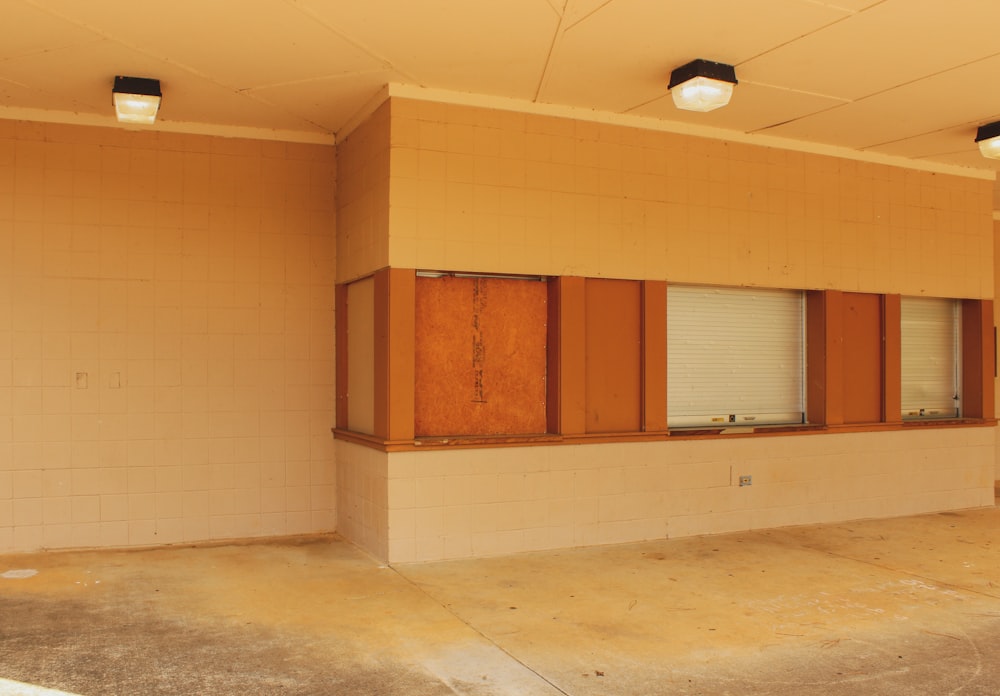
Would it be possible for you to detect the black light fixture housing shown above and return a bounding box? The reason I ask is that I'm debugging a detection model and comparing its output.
[668,59,738,112]
[112,76,162,124]
[975,120,1000,159]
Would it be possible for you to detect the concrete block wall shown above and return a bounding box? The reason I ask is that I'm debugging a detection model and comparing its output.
[387,97,992,298]
[335,439,389,561]
[0,119,337,552]
[386,428,995,563]
[333,95,997,564]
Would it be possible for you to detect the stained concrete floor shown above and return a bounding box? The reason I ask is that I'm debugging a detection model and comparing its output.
[2,507,999,695]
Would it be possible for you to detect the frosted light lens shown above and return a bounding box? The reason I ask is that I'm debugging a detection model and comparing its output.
[113,93,160,124]
[671,77,734,112]
[977,135,1000,159]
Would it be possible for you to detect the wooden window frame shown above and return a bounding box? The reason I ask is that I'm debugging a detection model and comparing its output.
[334,278,994,452]
[806,291,993,428]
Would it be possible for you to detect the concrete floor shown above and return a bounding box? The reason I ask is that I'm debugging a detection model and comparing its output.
[2,507,999,695]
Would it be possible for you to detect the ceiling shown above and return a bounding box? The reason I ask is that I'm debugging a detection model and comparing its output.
[3,0,1000,173]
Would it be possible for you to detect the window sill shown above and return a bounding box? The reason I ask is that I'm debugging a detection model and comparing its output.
[331,428,664,452]
[900,417,997,428]
[333,418,996,452]
[665,423,827,438]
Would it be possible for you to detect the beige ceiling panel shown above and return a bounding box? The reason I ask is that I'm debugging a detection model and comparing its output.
[249,72,402,134]
[0,41,128,114]
[0,0,998,161]
[0,40,324,132]
[562,0,617,27]
[0,1,103,61]
[31,0,384,89]
[294,0,559,98]
[866,127,981,162]
[0,76,82,112]
[630,81,847,134]
[759,54,1000,149]
[540,0,850,112]
[919,150,999,171]
[741,0,1000,101]
[815,0,884,10]
[160,78,328,133]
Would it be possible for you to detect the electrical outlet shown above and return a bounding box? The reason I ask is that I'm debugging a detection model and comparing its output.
[738,474,752,487]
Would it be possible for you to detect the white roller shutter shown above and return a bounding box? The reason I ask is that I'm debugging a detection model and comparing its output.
[900,297,960,419]
[667,285,804,427]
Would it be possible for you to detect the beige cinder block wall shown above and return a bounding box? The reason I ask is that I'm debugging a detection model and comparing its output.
[0,119,337,553]
[387,428,994,562]
[995,215,1000,488]
[334,96,997,564]
[387,98,992,295]
[994,177,1000,487]
[334,102,391,556]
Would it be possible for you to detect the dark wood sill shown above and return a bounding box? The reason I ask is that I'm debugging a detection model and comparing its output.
[333,418,996,453]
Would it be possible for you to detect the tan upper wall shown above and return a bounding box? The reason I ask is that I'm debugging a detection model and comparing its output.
[995,219,1000,481]
[0,119,337,552]
[336,101,390,283]
[386,97,994,299]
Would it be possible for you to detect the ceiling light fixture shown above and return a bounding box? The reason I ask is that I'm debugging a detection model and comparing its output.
[668,59,738,113]
[112,76,161,125]
[975,121,1000,159]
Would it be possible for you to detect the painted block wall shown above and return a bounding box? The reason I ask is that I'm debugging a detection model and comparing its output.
[995,218,1000,485]
[335,96,997,563]
[388,98,992,298]
[0,119,337,552]
[386,428,995,563]
[337,101,390,284]
[335,440,388,562]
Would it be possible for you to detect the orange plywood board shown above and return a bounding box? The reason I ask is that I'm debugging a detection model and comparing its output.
[414,275,547,436]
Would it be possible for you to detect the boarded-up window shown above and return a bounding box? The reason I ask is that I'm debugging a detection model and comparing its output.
[414,274,547,437]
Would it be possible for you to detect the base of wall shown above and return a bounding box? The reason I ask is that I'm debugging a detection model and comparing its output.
[335,440,390,561]
[336,428,996,564]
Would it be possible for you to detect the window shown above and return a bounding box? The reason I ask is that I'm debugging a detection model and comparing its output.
[413,272,548,437]
[900,296,960,419]
[667,285,804,427]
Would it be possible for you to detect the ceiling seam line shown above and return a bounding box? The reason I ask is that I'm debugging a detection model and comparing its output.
[736,14,856,66]
[238,68,401,93]
[842,49,1000,105]
[738,81,851,103]
[864,122,992,150]
[532,0,571,103]
[749,102,853,135]
[280,0,419,84]
[561,0,616,32]
[748,51,1000,137]
[20,0,335,132]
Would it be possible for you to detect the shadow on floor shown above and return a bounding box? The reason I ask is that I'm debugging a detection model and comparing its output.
[2,506,1000,695]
